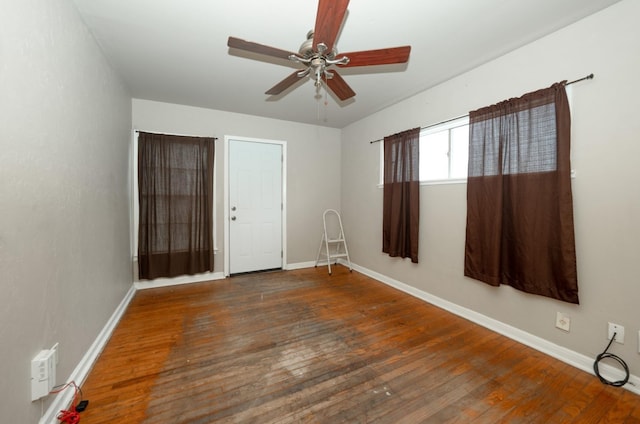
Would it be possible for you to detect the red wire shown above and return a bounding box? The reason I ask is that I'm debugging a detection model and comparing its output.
[57,409,80,424]
[52,381,82,423]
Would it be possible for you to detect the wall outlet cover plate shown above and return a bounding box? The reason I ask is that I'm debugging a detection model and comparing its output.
[556,312,571,332]
[607,322,625,344]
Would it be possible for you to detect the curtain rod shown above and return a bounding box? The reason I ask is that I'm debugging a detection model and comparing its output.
[134,129,218,140]
[369,73,594,144]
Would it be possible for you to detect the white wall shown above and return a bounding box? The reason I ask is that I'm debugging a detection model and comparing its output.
[0,1,132,422]
[132,99,342,270]
[342,0,640,376]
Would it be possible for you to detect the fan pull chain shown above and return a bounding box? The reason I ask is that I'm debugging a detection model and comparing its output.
[317,86,321,121]
[324,85,329,122]
[316,81,329,122]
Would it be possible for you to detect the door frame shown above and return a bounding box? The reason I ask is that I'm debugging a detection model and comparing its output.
[223,135,287,277]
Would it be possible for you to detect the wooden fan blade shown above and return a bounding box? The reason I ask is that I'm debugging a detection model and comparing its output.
[324,71,355,101]
[339,46,411,67]
[228,36,296,61]
[266,71,305,95]
[313,0,349,53]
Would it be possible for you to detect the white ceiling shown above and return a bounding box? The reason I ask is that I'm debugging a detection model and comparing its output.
[71,0,621,129]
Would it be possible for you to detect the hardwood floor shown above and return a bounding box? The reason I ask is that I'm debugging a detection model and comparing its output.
[78,266,640,423]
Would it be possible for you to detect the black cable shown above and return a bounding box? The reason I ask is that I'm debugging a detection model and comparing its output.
[593,332,629,387]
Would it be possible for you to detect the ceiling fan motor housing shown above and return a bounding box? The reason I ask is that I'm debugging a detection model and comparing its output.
[299,31,337,59]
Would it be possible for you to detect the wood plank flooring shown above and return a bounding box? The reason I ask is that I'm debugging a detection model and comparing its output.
[77,266,640,423]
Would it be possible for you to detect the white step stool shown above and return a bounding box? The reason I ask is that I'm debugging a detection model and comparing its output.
[315,209,352,275]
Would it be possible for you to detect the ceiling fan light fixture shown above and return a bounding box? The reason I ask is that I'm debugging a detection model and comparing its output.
[290,30,349,88]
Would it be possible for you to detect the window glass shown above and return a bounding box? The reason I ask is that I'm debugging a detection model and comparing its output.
[379,117,469,185]
[420,131,449,180]
[450,125,469,179]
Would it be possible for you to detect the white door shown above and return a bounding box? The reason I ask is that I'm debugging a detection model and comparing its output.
[228,139,283,274]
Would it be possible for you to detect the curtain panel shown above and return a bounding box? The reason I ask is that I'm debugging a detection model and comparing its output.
[464,82,578,304]
[383,127,420,263]
[138,132,215,280]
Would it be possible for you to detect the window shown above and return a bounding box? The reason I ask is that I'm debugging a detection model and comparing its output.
[135,132,216,280]
[380,116,469,185]
[132,132,218,266]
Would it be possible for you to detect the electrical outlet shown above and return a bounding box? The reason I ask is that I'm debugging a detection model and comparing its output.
[607,322,625,344]
[555,312,571,332]
[31,349,55,401]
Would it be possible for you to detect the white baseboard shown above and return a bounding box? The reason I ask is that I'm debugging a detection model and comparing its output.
[40,284,137,424]
[350,262,640,396]
[285,261,317,271]
[134,271,226,290]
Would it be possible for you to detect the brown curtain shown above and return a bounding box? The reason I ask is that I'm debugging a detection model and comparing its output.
[138,132,215,280]
[383,127,420,263]
[464,82,578,304]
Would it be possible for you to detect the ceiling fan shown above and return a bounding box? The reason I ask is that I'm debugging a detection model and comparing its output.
[227,0,411,101]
